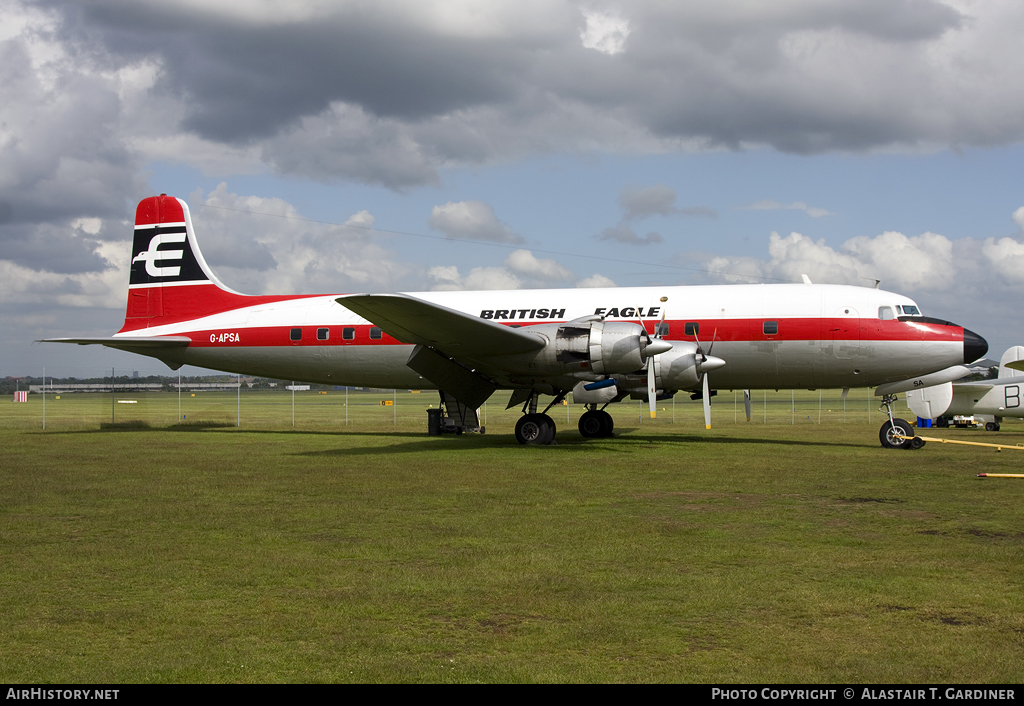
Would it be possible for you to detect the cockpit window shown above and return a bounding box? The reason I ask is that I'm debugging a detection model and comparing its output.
[878,306,894,320]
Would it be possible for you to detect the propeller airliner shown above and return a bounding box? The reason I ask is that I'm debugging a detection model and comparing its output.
[43,195,988,446]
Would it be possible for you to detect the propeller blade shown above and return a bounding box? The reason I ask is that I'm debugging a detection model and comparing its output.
[648,359,657,419]
[743,389,751,422]
[702,372,711,429]
[636,304,651,342]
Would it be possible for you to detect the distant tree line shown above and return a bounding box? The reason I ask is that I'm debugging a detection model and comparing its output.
[0,375,342,394]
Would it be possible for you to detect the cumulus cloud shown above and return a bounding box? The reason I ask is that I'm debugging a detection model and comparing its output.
[741,200,835,218]
[428,265,522,291]
[596,184,713,245]
[597,224,662,245]
[8,0,1019,195]
[704,229,955,290]
[620,185,678,221]
[577,273,617,288]
[981,237,1024,284]
[189,183,413,294]
[427,248,604,290]
[580,10,630,55]
[429,200,524,243]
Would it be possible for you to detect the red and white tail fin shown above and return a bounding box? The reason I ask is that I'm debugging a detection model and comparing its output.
[119,195,249,332]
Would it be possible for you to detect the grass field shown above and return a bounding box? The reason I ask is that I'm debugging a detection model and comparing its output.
[2,390,1023,683]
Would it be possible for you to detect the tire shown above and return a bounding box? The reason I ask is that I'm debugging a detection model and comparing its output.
[579,411,603,438]
[880,418,914,449]
[516,413,555,445]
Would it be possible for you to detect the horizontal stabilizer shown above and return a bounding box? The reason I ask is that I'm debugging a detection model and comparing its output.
[336,293,545,357]
[40,336,192,350]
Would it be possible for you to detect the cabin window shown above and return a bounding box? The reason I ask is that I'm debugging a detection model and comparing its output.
[342,327,355,340]
[878,306,894,321]
[316,328,329,341]
[656,322,670,337]
[289,328,302,341]
[369,327,383,340]
[763,321,779,335]
[684,322,699,336]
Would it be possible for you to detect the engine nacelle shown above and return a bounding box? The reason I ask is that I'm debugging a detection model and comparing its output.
[655,341,702,390]
[612,341,703,398]
[490,320,653,376]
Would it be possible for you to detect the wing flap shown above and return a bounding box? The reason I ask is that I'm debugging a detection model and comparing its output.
[336,293,545,357]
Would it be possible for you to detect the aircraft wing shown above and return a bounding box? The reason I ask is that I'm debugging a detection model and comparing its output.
[952,381,994,390]
[336,293,545,357]
[39,336,192,350]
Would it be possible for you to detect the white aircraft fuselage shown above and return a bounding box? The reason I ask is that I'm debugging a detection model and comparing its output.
[46,195,988,442]
[122,283,974,393]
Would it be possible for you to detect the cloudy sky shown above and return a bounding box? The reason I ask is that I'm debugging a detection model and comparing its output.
[4,0,1024,377]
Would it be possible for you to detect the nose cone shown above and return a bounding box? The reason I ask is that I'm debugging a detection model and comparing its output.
[963,328,988,364]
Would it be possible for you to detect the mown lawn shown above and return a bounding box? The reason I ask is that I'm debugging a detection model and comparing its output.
[1,393,1022,682]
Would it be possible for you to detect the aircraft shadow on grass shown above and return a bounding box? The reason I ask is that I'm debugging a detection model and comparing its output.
[48,425,878,454]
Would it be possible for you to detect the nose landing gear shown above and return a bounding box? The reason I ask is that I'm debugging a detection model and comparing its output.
[878,393,917,449]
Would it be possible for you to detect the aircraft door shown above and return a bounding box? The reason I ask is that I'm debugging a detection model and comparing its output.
[830,306,861,359]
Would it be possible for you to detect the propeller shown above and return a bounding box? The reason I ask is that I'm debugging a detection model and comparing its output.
[694,328,726,429]
[640,301,669,419]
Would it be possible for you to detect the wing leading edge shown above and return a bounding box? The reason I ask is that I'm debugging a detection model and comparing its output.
[335,293,546,357]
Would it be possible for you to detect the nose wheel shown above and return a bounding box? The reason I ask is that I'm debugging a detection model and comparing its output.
[878,394,915,449]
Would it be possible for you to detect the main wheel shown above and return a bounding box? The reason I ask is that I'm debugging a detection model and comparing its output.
[879,418,914,449]
[579,411,603,438]
[516,413,555,445]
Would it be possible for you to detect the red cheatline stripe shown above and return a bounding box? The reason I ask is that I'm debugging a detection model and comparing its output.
[162,316,963,348]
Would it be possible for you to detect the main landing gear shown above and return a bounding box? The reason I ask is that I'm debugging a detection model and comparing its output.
[578,407,614,438]
[513,393,615,445]
[514,391,564,445]
[515,413,556,445]
[878,393,924,450]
